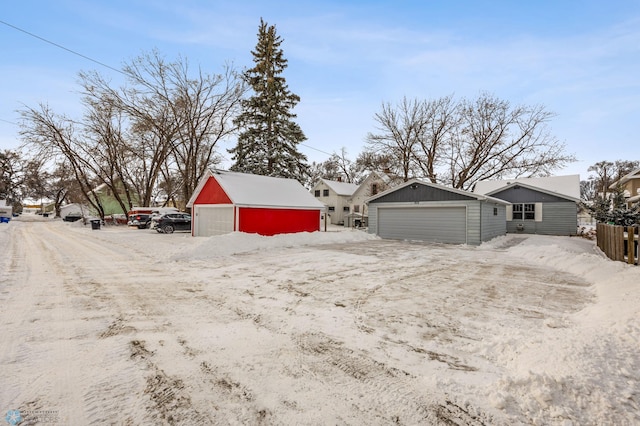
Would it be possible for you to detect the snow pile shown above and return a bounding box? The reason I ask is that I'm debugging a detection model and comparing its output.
[483,235,640,425]
[172,229,378,260]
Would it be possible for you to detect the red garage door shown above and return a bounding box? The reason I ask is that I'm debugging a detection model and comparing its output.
[238,207,320,236]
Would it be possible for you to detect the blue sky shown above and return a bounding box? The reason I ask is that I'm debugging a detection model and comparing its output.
[2,1,639,180]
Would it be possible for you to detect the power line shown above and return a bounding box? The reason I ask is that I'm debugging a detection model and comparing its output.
[0,118,18,126]
[300,142,334,157]
[0,19,126,76]
[0,20,338,160]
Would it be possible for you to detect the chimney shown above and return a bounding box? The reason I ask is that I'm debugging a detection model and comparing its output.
[337,176,342,182]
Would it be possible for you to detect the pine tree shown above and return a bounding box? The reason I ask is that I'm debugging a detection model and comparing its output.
[229,19,308,181]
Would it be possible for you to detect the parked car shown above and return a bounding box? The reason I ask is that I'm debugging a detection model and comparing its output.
[63,214,83,222]
[154,213,192,234]
[128,213,153,229]
[128,207,180,229]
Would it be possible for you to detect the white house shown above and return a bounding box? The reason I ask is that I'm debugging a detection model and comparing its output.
[311,178,359,225]
[345,171,398,228]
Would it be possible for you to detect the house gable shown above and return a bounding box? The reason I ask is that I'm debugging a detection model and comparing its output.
[369,181,476,204]
[193,176,233,204]
[490,185,572,203]
[474,175,580,200]
[609,167,640,205]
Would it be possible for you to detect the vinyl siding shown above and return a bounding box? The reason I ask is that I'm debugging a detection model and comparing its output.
[480,203,507,242]
[507,202,577,235]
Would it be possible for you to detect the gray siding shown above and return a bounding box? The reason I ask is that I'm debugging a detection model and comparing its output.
[508,202,577,235]
[492,186,567,203]
[480,202,507,242]
[370,184,475,204]
[369,200,497,245]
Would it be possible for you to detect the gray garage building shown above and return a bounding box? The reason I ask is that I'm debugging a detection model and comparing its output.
[366,179,509,245]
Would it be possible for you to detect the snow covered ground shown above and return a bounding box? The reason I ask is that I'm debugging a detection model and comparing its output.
[0,216,638,425]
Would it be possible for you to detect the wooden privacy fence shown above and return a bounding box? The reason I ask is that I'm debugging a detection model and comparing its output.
[596,223,638,265]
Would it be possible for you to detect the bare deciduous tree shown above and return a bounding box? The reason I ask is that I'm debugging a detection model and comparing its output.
[367,93,575,191]
[120,51,246,205]
[19,104,107,218]
[366,97,427,182]
[20,50,245,218]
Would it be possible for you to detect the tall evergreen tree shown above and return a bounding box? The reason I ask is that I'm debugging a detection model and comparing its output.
[229,19,308,180]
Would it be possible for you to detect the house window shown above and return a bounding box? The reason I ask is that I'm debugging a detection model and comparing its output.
[323,189,329,196]
[371,183,378,195]
[328,206,335,212]
[513,203,535,220]
[343,206,350,212]
[354,205,360,213]
[314,190,320,197]
[493,207,498,216]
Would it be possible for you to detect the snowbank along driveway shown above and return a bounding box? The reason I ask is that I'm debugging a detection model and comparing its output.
[0,217,638,425]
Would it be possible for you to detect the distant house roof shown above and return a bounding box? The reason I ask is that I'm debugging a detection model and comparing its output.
[350,171,396,200]
[187,170,325,209]
[473,175,580,200]
[608,167,640,189]
[319,178,359,196]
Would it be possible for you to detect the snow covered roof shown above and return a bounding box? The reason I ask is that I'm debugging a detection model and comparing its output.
[473,175,581,200]
[609,167,640,189]
[366,178,511,205]
[187,170,325,209]
[319,179,359,196]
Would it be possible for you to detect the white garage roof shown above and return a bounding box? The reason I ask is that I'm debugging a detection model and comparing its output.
[473,174,580,200]
[187,170,325,209]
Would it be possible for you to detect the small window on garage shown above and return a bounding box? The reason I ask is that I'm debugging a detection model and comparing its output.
[314,190,320,197]
[328,206,335,212]
[323,189,329,196]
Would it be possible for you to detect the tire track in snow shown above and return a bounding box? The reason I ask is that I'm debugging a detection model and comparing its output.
[295,331,494,425]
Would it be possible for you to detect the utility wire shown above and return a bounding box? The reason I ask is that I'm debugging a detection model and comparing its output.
[1,19,336,160]
[300,142,334,157]
[0,118,18,126]
[0,19,126,76]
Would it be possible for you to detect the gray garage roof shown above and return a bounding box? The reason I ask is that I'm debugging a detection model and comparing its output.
[366,178,510,205]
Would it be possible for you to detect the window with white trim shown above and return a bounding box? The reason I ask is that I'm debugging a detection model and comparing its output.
[513,203,535,220]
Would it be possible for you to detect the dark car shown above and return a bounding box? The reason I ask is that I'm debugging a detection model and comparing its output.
[128,213,152,229]
[154,213,191,234]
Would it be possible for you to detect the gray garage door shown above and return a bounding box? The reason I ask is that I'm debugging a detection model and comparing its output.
[377,206,467,244]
